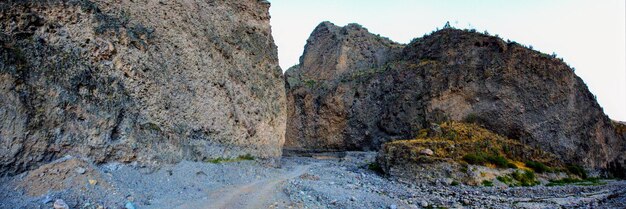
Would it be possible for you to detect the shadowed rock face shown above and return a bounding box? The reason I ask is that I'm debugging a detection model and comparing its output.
[285,22,625,175]
[0,0,286,176]
[284,21,404,151]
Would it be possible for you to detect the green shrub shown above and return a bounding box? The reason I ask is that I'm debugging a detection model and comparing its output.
[304,79,316,88]
[367,162,384,174]
[496,175,514,185]
[463,113,480,124]
[237,154,254,161]
[206,154,254,163]
[566,164,588,179]
[525,161,551,173]
[510,170,539,186]
[486,155,510,168]
[507,163,518,169]
[546,177,605,187]
[463,153,487,165]
[451,181,460,186]
[206,157,228,164]
[482,180,493,187]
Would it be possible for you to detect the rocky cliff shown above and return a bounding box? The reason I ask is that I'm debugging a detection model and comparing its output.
[0,0,286,176]
[284,22,404,150]
[285,22,625,175]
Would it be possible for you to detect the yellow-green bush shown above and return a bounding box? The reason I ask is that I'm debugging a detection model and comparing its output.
[381,122,560,167]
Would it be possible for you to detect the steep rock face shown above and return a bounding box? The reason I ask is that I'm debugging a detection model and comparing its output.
[0,0,286,176]
[285,23,625,174]
[284,22,404,150]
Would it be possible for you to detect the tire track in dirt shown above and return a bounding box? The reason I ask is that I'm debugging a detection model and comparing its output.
[176,164,312,209]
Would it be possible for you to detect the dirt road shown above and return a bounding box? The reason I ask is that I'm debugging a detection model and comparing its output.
[176,164,312,209]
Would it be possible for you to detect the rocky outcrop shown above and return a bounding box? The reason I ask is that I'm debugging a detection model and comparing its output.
[285,22,625,175]
[0,0,286,176]
[284,22,404,151]
[376,122,565,185]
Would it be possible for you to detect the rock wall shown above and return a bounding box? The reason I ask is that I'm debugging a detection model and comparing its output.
[0,0,286,176]
[285,22,625,175]
[284,22,404,151]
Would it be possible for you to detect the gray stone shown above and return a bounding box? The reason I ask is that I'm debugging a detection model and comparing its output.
[0,0,286,176]
[75,167,86,175]
[53,199,69,209]
[419,149,434,156]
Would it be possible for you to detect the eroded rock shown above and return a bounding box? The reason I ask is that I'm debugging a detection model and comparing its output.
[0,0,286,176]
[285,22,625,176]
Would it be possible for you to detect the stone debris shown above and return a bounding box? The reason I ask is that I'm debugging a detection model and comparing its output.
[419,149,434,156]
[53,199,69,209]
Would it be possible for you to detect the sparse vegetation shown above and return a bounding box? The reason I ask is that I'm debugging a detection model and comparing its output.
[546,177,605,187]
[566,164,588,179]
[206,154,255,164]
[482,180,493,187]
[525,161,552,173]
[495,170,539,187]
[510,170,539,186]
[462,113,480,124]
[304,79,316,88]
[497,175,514,185]
[382,122,560,170]
[367,162,384,174]
[462,152,516,169]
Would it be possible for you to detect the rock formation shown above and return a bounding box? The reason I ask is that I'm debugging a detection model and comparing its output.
[284,22,404,151]
[0,0,286,176]
[285,22,625,175]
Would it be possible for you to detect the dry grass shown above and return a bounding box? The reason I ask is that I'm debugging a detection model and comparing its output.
[381,121,561,167]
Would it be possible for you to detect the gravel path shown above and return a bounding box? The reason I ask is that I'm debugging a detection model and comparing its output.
[1,152,625,209]
[179,164,312,209]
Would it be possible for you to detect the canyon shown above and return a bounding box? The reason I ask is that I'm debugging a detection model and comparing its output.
[1,1,625,208]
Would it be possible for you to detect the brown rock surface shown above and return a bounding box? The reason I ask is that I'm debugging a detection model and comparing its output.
[284,22,403,151]
[18,156,110,196]
[285,22,625,175]
[0,0,286,176]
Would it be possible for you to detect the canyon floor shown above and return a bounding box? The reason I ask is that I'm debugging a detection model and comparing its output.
[1,152,625,209]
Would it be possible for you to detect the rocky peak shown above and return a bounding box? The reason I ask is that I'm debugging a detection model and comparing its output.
[285,22,626,177]
[290,21,403,82]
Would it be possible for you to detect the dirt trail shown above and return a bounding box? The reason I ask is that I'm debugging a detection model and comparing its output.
[176,164,312,209]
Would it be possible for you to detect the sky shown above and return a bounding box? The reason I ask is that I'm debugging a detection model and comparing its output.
[267,0,626,121]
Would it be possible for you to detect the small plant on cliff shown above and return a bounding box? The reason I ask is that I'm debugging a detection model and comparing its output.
[481,180,493,187]
[462,113,480,124]
[304,79,316,88]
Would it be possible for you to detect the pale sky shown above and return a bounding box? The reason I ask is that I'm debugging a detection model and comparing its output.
[268,0,626,121]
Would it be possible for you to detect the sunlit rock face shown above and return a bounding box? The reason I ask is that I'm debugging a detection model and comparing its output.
[0,0,286,176]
